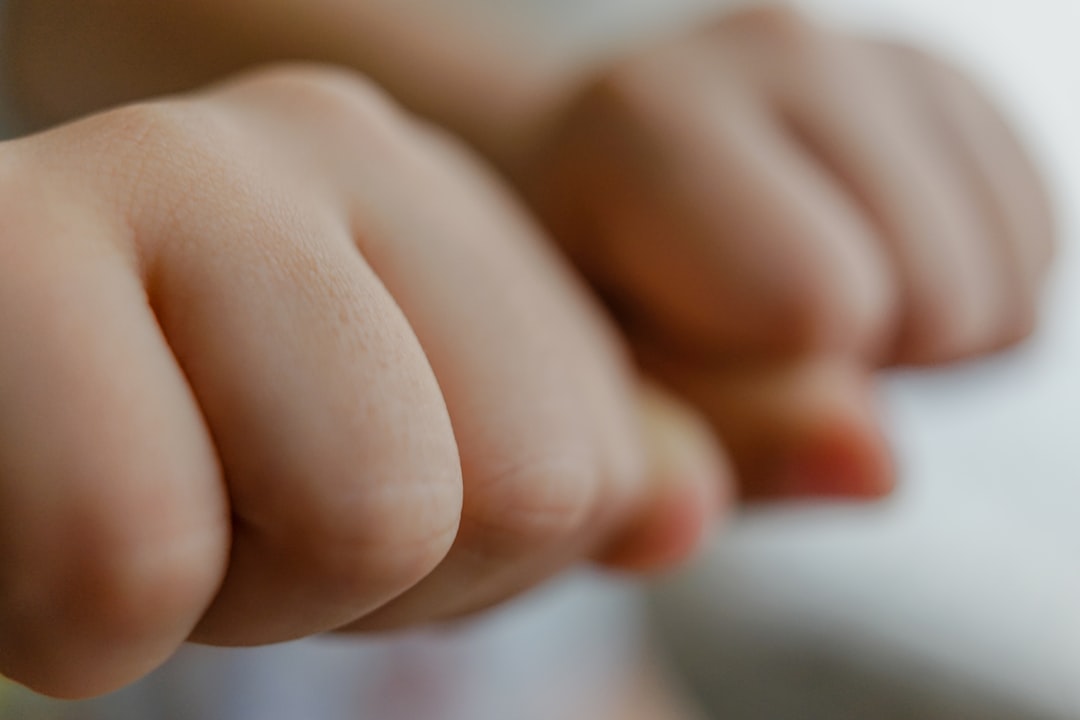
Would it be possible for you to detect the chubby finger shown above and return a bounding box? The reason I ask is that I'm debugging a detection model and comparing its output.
[765,30,1008,364]
[574,78,896,359]
[337,127,651,630]
[0,170,228,698]
[595,383,733,574]
[80,94,466,647]
[154,197,462,646]
[882,43,1057,346]
[643,347,894,501]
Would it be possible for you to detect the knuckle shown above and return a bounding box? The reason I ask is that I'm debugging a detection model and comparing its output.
[722,4,846,83]
[84,101,240,212]
[0,505,224,698]
[93,102,214,169]
[97,101,189,148]
[900,292,979,364]
[70,471,227,639]
[815,273,892,356]
[724,4,820,48]
[765,263,860,354]
[586,56,672,134]
[77,527,223,644]
[284,466,462,596]
[9,101,202,203]
[243,63,411,141]
[246,63,386,105]
[752,218,897,355]
[460,456,601,559]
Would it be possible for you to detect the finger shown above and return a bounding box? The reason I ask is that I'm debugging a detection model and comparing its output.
[643,348,894,501]
[882,43,1057,346]
[335,129,653,630]
[573,75,897,360]
[107,101,466,646]
[595,383,733,574]
[157,211,462,647]
[770,36,1006,365]
[0,184,228,698]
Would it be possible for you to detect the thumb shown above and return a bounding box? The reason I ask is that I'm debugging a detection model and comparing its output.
[596,382,734,574]
[648,355,895,501]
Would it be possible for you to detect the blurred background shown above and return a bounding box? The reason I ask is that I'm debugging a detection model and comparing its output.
[649,1,1080,718]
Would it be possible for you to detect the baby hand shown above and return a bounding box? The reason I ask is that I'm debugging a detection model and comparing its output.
[522,6,1056,497]
[0,66,725,698]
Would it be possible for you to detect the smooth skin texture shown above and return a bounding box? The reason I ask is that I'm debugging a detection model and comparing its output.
[0,65,728,699]
[0,2,1056,712]
[3,2,1056,501]
[520,6,1056,496]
